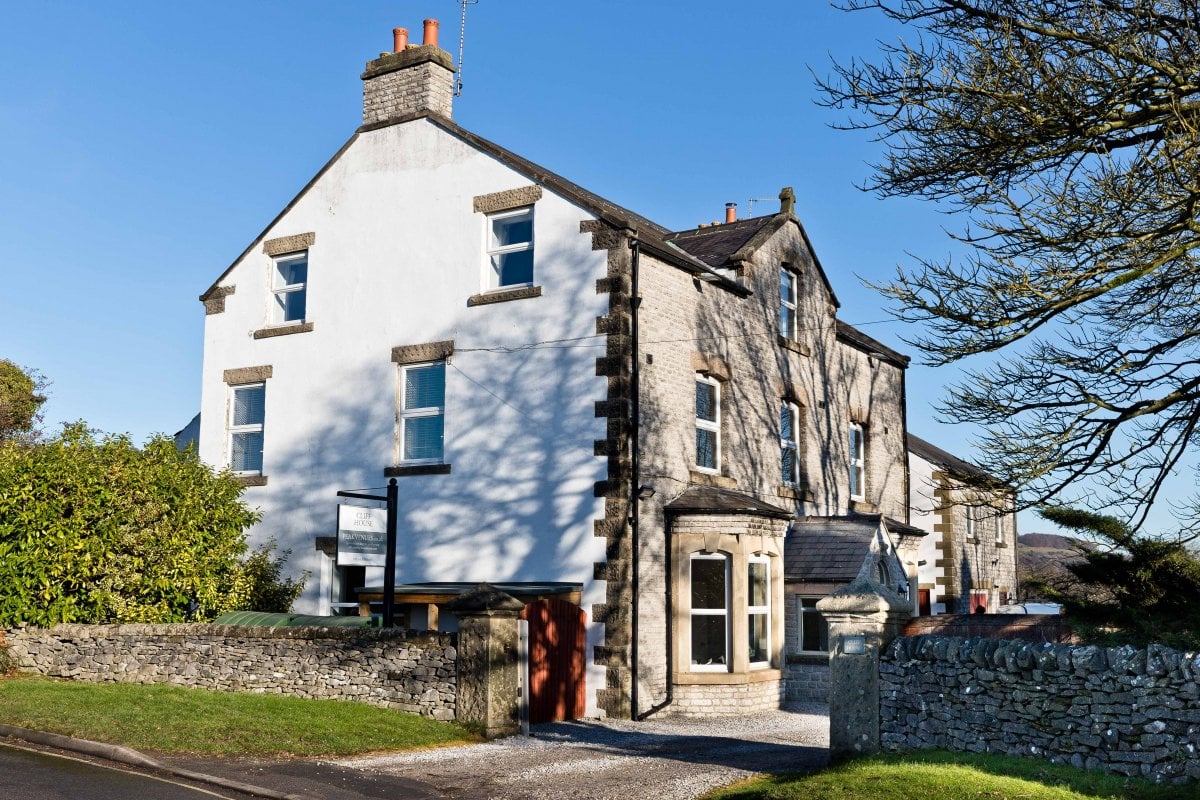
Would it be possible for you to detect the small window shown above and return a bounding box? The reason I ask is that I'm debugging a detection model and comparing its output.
[399,362,446,464]
[780,268,798,340]
[487,208,534,289]
[272,252,308,324]
[797,596,829,653]
[690,553,729,671]
[781,401,800,485]
[965,506,977,540]
[748,556,770,667]
[229,384,265,474]
[695,376,721,472]
[849,423,865,500]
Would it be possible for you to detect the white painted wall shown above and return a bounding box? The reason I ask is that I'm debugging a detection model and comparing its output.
[199,119,610,714]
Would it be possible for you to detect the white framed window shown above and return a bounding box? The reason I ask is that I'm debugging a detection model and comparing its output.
[690,552,729,671]
[229,383,265,474]
[780,268,798,340]
[965,506,977,540]
[748,556,771,667]
[486,207,534,289]
[695,376,721,472]
[398,362,446,464]
[796,596,829,653]
[781,401,800,485]
[849,423,865,500]
[271,252,308,324]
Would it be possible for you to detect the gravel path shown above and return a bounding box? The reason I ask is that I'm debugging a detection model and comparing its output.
[330,703,829,800]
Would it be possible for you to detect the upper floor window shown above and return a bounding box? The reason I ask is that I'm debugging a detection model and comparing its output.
[849,423,865,500]
[399,362,446,464]
[229,384,265,474]
[780,268,799,340]
[272,252,308,324]
[748,556,771,667]
[690,552,729,671]
[695,376,721,472]
[781,401,800,485]
[965,506,977,540]
[487,208,534,289]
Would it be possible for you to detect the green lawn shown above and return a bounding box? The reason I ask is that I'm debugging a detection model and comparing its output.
[0,675,480,757]
[703,751,1195,800]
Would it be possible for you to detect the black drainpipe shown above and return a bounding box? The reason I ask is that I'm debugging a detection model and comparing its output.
[628,237,673,720]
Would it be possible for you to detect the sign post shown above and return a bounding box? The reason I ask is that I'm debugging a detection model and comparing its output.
[336,478,399,627]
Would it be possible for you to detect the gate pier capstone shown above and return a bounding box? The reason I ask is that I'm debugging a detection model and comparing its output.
[818,575,910,761]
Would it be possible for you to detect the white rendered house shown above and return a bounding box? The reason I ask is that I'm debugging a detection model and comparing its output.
[198,23,936,718]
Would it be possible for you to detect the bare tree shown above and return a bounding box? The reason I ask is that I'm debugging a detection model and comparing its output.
[819,1,1200,527]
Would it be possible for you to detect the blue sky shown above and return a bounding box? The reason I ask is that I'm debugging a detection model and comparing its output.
[1,1,1165,534]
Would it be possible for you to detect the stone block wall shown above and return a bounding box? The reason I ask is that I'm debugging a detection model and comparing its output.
[671,678,783,716]
[784,658,829,703]
[881,634,1200,783]
[6,624,457,720]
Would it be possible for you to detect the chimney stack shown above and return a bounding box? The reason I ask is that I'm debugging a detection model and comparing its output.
[725,203,737,223]
[362,20,455,125]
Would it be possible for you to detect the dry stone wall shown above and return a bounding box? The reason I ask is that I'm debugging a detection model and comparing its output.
[6,624,457,720]
[881,634,1200,783]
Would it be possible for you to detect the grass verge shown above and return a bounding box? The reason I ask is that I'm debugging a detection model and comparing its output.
[0,674,480,757]
[703,750,1195,800]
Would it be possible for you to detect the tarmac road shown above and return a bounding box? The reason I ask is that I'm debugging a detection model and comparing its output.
[0,741,252,800]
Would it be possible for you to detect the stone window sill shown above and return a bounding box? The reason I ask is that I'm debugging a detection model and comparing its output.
[467,285,543,307]
[673,668,782,685]
[776,485,813,502]
[786,653,829,665]
[253,322,314,339]
[236,475,268,487]
[688,469,736,489]
[849,499,878,514]
[777,335,810,356]
[384,464,452,477]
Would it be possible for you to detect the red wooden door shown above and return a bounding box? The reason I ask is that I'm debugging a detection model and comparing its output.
[520,598,586,724]
[918,588,931,616]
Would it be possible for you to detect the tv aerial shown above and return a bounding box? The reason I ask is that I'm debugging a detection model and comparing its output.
[455,0,479,97]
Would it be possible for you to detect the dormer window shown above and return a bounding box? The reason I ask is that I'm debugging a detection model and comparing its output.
[272,252,308,324]
[487,207,534,289]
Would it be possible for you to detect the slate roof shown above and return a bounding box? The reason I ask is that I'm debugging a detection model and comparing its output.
[908,433,1001,485]
[785,516,879,583]
[667,216,778,268]
[785,514,924,583]
[835,320,910,369]
[663,485,792,519]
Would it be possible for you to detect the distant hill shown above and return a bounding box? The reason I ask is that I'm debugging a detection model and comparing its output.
[1018,533,1098,598]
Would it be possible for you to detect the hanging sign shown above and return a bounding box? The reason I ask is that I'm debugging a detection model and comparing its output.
[336,505,388,566]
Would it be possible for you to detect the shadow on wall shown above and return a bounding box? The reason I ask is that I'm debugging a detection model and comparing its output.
[250,237,609,607]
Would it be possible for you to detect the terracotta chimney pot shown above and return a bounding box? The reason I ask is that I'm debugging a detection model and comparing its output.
[393,27,409,52]
[423,18,440,48]
[725,203,737,223]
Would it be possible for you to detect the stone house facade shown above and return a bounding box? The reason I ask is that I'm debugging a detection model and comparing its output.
[196,23,941,719]
[908,435,1018,615]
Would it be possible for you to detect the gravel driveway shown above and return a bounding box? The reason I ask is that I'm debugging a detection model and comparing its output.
[330,703,829,800]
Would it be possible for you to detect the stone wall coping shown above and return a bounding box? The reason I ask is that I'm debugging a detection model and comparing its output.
[885,633,1200,679]
[9,623,454,645]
